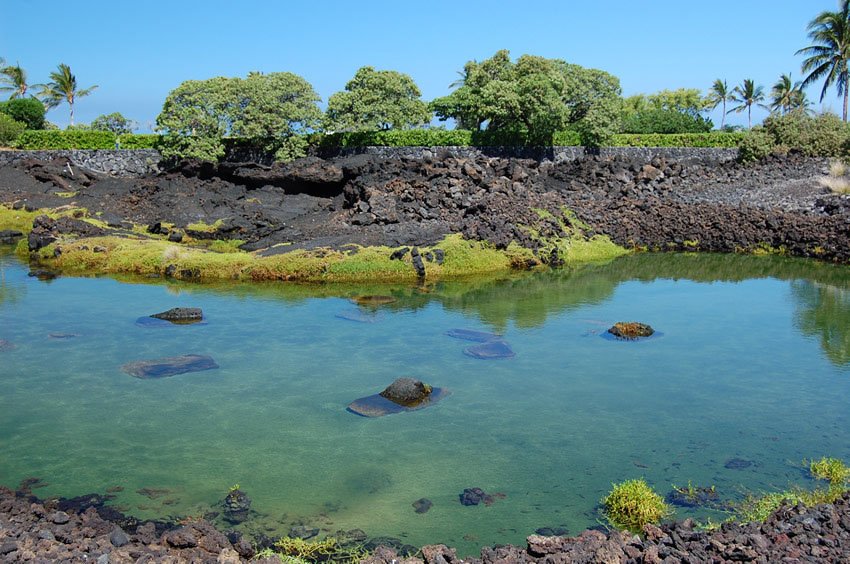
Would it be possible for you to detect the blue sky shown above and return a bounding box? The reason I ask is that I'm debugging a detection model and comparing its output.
[1,0,844,131]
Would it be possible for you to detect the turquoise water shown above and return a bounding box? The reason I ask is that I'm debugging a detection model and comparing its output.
[1,248,849,555]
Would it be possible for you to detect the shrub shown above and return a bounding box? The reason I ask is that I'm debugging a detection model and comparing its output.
[737,128,776,163]
[762,112,850,157]
[15,130,116,149]
[91,112,137,134]
[0,113,26,146]
[117,134,162,149]
[613,132,744,148]
[602,478,671,533]
[0,98,46,130]
[621,109,713,134]
[809,457,850,486]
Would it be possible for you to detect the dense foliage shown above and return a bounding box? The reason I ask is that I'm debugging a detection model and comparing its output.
[156,72,322,161]
[0,98,45,130]
[13,130,159,150]
[91,112,136,134]
[763,112,850,156]
[621,109,713,134]
[431,50,621,146]
[324,66,431,132]
[0,113,26,146]
[612,132,744,147]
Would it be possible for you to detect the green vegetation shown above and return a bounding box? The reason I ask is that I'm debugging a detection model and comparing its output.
[431,49,622,146]
[621,109,712,134]
[797,0,850,121]
[0,98,46,129]
[734,457,850,523]
[325,66,431,132]
[13,129,159,150]
[0,113,25,146]
[707,79,732,130]
[728,79,767,129]
[36,63,97,126]
[612,132,744,148]
[0,63,34,99]
[769,74,808,115]
[91,112,136,134]
[602,478,671,533]
[156,72,322,162]
[738,112,850,162]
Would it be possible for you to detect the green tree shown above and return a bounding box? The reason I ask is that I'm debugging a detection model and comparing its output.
[0,98,46,129]
[432,49,621,146]
[324,66,431,131]
[646,88,709,116]
[728,79,767,128]
[156,72,322,162]
[91,112,136,134]
[0,64,36,99]
[797,0,850,121]
[706,79,731,129]
[37,63,98,126]
[770,74,806,115]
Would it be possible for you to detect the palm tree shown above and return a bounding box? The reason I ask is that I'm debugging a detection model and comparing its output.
[706,79,731,129]
[770,74,804,115]
[797,0,850,121]
[728,79,767,128]
[37,63,97,126]
[0,64,31,99]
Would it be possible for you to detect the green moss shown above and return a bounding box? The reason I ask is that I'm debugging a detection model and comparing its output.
[186,218,225,232]
[0,206,40,233]
[809,457,850,486]
[602,478,671,533]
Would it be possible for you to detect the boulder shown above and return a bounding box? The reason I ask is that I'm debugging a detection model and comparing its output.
[121,354,219,379]
[412,498,433,514]
[607,322,655,340]
[348,385,449,418]
[150,307,204,324]
[379,377,432,407]
[223,487,251,524]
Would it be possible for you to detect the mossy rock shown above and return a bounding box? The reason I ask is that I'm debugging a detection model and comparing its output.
[607,321,655,340]
[379,377,433,406]
[348,379,449,418]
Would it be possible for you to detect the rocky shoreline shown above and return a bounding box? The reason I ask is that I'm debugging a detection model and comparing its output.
[1,150,849,277]
[2,485,850,562]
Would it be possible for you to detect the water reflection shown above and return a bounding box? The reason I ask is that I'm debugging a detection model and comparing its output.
[792,281,850,366]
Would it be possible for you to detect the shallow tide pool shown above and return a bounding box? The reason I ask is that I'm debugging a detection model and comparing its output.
[1,249,849,555]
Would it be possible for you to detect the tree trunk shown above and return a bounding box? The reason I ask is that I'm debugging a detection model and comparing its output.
[748,104,752,129]
[69,103,74,126]
[844,78,848,122]
[720,100,726,130]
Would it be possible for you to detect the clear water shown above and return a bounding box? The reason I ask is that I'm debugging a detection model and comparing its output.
[1,248,849,555]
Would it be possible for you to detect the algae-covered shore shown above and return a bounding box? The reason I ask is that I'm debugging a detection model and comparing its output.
[1,149,848,282]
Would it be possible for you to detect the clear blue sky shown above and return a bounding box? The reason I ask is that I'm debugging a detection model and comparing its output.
[1,0,844,131]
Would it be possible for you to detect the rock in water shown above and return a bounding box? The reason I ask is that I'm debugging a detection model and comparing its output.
[607,322,655,340]
[412,498,433,514]
[0,339,16,351]
[348,386,449,418]
[121,354,218,379]
[335,309,382,323]
[150,307,204,324]
[463,340,515,359]
[379,377,432,407]
[724,457,753,470]
[223,487,251,524]
[445,328,502,342]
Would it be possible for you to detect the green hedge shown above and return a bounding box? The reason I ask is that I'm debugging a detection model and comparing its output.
[14,130,163,150]
[611,132,745,148]
[320,129,473,148]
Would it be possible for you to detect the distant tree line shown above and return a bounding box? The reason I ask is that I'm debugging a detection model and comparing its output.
[4,0,850,160]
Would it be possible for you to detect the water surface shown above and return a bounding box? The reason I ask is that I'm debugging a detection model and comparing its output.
[1,249,848,555]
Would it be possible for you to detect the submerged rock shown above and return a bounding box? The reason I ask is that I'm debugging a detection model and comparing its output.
[464,340,515,359]
[607,321,655,340]
[121,354,219,379]
[666,484,720,508]
[223,487,251,524]
[459,487,505,506]
[348,384,449,418]
[724,457,753,470]
[379,377,432,407]
[412,498,433,514]
[0,339,16,351]
[535,526,570,537]
[150,307,204,324]
[0,229,23,244]
[445,328,502,342]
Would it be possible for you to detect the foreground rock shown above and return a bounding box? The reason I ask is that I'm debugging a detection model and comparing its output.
[150,307,204,324]
[607,321,655,340]
[3,485,850,562]
[348,378,449,417]
[121,354,219,379]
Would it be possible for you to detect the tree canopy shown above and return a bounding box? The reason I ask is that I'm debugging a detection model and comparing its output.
[91,112,136,134]
[156,72,322,161]
[431,50,621,146]
[797,0,850,120]
[37,63,98,126]
[324,66,431,131]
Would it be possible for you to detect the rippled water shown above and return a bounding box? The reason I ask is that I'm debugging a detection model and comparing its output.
[1,248,849,555]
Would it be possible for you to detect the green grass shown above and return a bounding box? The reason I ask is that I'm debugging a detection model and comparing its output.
[602,478,671,533]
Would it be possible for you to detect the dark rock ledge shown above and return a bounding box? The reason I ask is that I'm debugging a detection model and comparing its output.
[2,485,850,562]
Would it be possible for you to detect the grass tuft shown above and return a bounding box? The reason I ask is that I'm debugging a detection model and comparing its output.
[602,478,671,533]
